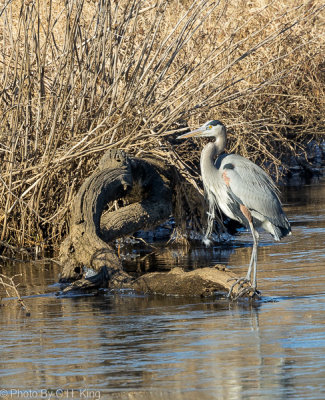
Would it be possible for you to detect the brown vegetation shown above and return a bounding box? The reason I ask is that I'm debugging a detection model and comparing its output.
[0,0,324,249]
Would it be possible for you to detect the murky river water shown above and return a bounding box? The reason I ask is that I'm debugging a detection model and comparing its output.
[0,180,325,399]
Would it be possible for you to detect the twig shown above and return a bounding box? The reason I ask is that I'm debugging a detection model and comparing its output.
[0,273,30,315]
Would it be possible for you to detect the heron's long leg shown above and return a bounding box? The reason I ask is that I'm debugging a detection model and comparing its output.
[251,226,259,290]
[227,206,260,299]
[245,245,255,282]
[245,221,259,289]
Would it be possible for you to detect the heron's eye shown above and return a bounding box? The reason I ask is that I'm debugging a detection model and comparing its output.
[208,125,212,129]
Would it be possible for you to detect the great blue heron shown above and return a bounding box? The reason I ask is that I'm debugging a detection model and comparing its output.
[177,120,291,299]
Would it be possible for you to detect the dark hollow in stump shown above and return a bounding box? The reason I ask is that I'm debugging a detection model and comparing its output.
[58,149,254,299]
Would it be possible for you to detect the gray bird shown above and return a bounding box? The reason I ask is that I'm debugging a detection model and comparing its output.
[177,120,291,299]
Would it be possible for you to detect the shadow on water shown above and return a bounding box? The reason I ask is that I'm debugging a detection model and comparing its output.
[1,179,325,399]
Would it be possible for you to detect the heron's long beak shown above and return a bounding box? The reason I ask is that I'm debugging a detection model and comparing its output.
[176,128,203,139]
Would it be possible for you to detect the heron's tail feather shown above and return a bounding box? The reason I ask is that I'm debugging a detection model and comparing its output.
[261,216,291,241]
[271,221,292,241]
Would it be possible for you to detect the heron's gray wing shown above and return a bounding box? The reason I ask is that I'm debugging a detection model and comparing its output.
[219,155,286,226]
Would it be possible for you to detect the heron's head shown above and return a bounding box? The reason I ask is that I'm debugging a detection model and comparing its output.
[177,120,226,140]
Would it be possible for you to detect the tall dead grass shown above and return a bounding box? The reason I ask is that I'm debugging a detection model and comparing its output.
[0,0,324,249]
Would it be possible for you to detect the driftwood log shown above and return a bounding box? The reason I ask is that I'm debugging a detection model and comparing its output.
[59,149,254,299]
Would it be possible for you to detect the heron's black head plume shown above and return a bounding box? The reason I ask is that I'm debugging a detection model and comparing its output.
[206,120,223,127]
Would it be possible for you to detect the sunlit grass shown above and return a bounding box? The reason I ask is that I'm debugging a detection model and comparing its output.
[0,0,324,247]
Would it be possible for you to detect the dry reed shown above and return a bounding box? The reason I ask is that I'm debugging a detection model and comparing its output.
[0,0,324,250]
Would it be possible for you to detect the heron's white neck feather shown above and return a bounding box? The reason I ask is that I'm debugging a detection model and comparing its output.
[200,134,225,181]
[200,136,226,242]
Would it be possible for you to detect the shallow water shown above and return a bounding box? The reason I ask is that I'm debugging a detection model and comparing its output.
[0,180,325,399]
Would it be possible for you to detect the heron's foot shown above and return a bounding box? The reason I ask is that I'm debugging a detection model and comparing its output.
[227,277,261,300]
[233,285,261,301]
[227,277,248,298]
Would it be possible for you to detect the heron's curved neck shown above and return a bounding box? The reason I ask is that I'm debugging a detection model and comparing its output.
[200,134,226,181]
[214,130,227,155]
[202,133,226,161]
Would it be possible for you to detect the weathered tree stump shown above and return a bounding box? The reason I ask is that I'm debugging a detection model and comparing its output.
[59,149,172,283]
[59,149,254,299]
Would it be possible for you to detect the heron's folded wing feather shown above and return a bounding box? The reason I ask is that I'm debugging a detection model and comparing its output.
[221,156,286,225]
